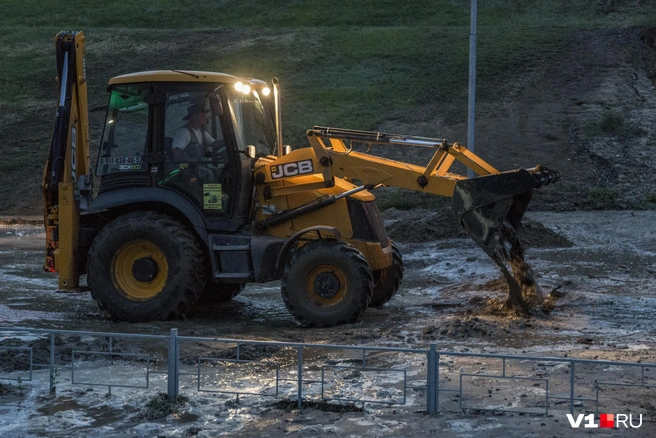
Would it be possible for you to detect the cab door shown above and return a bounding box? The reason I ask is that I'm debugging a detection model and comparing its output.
[224,86,277,227]
[158,87,234,218]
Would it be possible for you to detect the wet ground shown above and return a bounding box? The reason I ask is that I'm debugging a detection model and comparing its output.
[1,210,656,436]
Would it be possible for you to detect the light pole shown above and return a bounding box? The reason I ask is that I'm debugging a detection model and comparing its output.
[467,0,477,177]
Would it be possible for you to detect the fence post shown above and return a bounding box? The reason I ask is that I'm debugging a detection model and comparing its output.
[49,332,56,395]
[427,343,438,415]
[168,328,179,401]
[297,346,303,409]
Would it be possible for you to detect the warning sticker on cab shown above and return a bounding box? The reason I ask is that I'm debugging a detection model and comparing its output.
[203,184,222,210]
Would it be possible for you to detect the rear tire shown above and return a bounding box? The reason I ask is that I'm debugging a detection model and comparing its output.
[87,211,206,322]
[198,281,244,304]
[369,242,404,308]
[281,240,373,327]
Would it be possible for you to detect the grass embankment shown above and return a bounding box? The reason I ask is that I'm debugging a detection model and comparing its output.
[0,1,654,213]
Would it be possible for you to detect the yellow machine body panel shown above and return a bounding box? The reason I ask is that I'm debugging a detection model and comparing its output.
[252,127,559,310]
[253,148,392,271]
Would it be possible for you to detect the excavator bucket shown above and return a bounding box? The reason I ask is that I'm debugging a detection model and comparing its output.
[451,169,544,310]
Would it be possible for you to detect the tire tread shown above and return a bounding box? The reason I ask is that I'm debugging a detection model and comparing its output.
[87,210,206,322]
[281,239,373,327]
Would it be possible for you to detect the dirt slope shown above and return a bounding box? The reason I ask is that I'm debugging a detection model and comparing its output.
[378,27,656,211]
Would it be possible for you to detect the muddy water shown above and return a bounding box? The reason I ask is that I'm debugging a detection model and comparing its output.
[0,227,299,336]
[0,226,84,328]
[0,225,423,342]
[1,211,656,349]
[2,212,656,438]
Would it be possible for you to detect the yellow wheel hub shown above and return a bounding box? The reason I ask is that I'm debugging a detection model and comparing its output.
[305,264,348,305]
[112,240,168,301]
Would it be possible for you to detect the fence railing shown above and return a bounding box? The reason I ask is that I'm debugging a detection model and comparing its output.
[0,327,653,416]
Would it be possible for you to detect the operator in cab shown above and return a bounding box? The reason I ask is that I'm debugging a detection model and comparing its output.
[171,103,215,162]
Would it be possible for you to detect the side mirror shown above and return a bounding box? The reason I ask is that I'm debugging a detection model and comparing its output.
[283,145,292,156]
[245,145,256,159]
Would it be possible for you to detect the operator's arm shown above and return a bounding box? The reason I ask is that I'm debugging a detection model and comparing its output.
[202,130,215,145]
[202,131,220,161]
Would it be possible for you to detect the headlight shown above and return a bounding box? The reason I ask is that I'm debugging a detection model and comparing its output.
[235,81,252,94]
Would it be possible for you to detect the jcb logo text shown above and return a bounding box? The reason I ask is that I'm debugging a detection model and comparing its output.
[271,160,314,179]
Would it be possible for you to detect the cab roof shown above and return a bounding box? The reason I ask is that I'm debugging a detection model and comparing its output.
[108,70,267,86]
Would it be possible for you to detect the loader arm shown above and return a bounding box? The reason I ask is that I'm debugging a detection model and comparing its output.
[308,127,495,197]
[255,126,558,311]
[41,31,91,289]
[262,126,555,199]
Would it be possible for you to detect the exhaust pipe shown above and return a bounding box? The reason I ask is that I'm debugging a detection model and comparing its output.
[272,77,283,157]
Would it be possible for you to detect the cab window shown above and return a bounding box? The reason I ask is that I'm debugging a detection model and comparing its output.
[96,85,150,175]
[226,89,275,157]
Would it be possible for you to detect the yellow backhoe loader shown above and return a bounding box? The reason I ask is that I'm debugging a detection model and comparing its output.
[43,31,558,327]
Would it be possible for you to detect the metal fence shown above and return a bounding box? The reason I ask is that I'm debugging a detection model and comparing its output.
[0,327,653,416]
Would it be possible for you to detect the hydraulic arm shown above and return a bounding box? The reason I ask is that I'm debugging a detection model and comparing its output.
[41,31,91,289]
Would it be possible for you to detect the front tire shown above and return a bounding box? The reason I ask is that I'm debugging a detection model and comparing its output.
[87,211,206,322]
[281,240,373,327]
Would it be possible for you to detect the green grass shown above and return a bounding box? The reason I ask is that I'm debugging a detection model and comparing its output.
[376,189,418,211]
[1,1,463,28]
[584,187,620,209]
[4,1,655,28]
[0,1,652,125]
[648,192,656,203]
[582,109,646,139]
[0,155,31,173]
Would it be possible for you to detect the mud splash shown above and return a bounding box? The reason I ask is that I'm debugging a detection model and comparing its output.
[494,222,545,312]
[385,206,570,313]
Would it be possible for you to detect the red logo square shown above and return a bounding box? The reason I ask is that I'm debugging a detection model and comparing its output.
[600,414,614,429]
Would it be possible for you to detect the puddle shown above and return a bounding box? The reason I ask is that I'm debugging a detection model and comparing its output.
[37,395,84,416]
